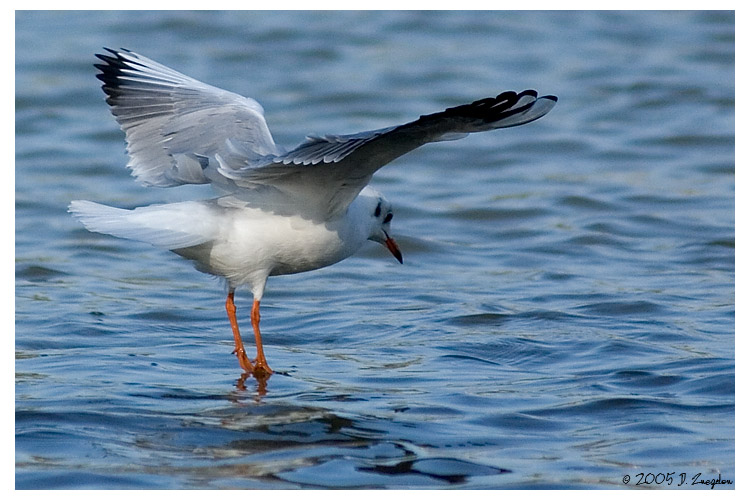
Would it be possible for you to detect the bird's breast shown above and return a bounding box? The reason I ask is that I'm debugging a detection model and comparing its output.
[211,208,366,280]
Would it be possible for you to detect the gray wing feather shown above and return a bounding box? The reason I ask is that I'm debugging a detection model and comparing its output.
[225,90,557,216]
[96,49,557,219]
[271,90,556,169]
[95,48,280,187]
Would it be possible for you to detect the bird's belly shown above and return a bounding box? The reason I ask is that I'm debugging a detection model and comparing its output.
[192,211,360,285]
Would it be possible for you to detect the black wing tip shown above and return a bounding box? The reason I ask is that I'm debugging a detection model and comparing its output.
[94,48,142,91]
[481,90,557,120]
[489,89,558,107]
[96,47,132,57]
[94,48,139,72]
[441,90,537,121]
[415,89,557,130]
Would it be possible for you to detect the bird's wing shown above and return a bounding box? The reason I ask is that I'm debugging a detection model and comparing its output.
[96,49,556,220]
[220,90,558,217]
[95,48,281,188]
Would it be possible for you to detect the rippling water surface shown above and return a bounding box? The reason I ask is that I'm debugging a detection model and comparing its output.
[16,11,734,489]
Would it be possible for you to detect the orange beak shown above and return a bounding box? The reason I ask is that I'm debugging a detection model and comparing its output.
[384,234,403,264]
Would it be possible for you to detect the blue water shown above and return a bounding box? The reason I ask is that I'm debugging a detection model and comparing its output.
[16,11,734,489]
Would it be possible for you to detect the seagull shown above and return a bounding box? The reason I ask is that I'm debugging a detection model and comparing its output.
[69,48,557,379]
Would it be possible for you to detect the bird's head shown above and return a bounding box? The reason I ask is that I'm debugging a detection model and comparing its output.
[359,187,402,264]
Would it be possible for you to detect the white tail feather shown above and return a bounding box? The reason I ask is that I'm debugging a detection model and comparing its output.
[69,200,216,250]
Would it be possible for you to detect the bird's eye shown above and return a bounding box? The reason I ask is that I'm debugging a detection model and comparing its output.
[384,212,393,223]
[374,202,382,218]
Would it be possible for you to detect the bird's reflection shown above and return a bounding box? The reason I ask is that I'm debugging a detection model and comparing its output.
[235,370,270,396]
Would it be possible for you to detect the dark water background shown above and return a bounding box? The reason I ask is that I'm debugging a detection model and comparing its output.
[16,11,734,489]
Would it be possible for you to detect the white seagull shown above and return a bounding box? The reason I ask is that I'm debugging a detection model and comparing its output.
[70,48,557,379]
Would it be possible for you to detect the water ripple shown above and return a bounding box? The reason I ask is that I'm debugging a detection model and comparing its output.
[16,10,734,489]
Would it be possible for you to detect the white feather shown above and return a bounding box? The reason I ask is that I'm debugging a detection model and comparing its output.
[69,200,217,250]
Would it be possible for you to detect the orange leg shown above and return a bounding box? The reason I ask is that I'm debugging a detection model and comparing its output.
[250,299,273,376]
[225,291,254,373]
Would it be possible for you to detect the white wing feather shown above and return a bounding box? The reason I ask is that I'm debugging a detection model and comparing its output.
[94,49,557,219]
[95,48,280,188]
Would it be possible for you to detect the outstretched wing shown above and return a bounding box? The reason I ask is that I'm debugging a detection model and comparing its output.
[94,48,280,188]
[96,49,557,220]
[220,90,558,217]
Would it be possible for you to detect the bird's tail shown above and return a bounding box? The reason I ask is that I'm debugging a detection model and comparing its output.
[69,200,215,250]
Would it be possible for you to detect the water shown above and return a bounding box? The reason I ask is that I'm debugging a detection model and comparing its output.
[15,11,734,489]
